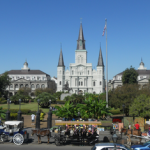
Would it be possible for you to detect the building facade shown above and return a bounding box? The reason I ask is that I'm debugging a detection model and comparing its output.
[57,23,105,94]
[6,61,56,97]
[109,59,150,91]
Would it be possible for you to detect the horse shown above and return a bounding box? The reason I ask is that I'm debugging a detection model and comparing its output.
[31,129,50,144]
[121,128,142,145]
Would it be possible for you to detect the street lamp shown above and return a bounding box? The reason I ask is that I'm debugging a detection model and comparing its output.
[78,111,80,121]
[36,99,40,129]
[17,99,22,121]
[47,100,52,130]
[122,104,125,127]
[112,129,118,143]
[6,99,10,121]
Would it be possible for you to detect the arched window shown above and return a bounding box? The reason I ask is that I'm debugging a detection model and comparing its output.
[25,84,29,88]
[41,84,45,89]
[10,84,13,88]
[72,70,74,75]
[100,81,101,85]
[88,70,89,75]
[31,93,34,96]
[93,82,95,86]
[31,84,35,89]
[81,82,83,86]
[60,81,61,85]
[36,84,40,89]
[15,84,18,89]
[20,84,23,88]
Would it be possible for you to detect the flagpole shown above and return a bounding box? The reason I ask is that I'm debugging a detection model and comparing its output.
[105,18,108,108]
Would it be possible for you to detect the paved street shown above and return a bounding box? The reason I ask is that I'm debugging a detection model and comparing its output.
[0,144,93,150]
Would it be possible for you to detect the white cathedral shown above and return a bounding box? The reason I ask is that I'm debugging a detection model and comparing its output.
[57,23,105,94]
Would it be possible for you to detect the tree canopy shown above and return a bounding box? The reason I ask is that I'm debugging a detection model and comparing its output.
[35,92,56,108]
[0,72,11,97]
[35,88,54,96]
[129,94,150,118]
[122,66,138,84]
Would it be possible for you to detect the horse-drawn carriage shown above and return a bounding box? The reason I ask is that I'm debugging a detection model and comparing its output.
[121,121,150,145]
[0,121,29,145]
[53,121,101,146]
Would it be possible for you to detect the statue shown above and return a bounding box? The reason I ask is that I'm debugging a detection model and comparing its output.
[62,81,73,93]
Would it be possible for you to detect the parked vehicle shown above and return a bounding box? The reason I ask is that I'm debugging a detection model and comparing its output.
[91,143,130,150]
[131,141,150,150]
[0,121,29,145]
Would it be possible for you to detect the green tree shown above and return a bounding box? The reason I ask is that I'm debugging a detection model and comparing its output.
[129,94,150,117]
[35,88,54,96]
[35,92,56,108]
[0,72,11,97]
[52,101,77,119]
[122,66,138,84]
[0,107,6,119]
[53,91,64,100]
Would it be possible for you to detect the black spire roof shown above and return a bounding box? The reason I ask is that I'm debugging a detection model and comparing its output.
[58,49,65,67]
[76,23,86,50]
[97,46,104,66]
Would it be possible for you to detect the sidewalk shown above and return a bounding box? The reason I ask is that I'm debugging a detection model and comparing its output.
[23,113,60,128]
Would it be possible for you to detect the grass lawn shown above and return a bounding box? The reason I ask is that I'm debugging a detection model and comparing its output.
[0,102,64,114]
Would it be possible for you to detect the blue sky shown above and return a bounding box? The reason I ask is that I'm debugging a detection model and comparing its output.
[0,0,150,80]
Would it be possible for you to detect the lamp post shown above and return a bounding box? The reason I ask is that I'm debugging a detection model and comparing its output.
[47,100,52,129]
[78,111,80,121]
[6,99,10,121]
[122,104,125,127]
[17,99,22,121]
[112,129,118,149]
[36,99,40,129]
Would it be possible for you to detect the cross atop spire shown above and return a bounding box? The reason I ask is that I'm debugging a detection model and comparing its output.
[76,22,86,50]
[58,47,65,67]
[97,45,104,66]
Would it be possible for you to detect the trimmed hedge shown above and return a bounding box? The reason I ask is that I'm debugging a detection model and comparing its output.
[10,113,18,120]
[3,109,31,114]
[109,109,121,114]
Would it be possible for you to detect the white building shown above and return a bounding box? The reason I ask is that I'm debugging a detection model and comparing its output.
[51,76,57,91]
[6,61,56,97]
[109,59,150,90]
[57,23,105,94]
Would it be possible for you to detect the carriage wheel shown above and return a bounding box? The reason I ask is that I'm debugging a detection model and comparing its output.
[1,134,9,142]
[55,139,61,146]
[13,133,24,145]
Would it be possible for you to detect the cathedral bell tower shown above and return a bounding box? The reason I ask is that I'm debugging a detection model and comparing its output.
[57,48,65,92]
[75,23,87,65]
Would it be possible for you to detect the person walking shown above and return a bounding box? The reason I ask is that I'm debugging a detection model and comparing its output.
[134,122,140,130]
[31,114,36,125]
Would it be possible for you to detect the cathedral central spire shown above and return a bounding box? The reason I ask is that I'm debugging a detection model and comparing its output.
[97,46,104,66]
[76,23,86,50]
[58,47,65,67]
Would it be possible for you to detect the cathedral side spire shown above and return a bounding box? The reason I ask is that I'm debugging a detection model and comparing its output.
[97,46,104,66]
[76,22,86,50]
[58,47,65,67]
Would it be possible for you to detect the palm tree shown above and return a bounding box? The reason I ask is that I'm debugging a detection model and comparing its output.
[0,107,6,119]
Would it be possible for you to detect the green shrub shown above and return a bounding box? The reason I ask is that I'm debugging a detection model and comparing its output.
[3,109,31,114]
[0,97,7,104]
[10,113,18,120]
[56,100,65,104]
[109,109,121,114]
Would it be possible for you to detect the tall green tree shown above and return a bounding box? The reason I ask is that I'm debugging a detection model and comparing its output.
[129,94,150,117]
[122,66,138,84]
[35,92,56,108]
[0,72,11,97]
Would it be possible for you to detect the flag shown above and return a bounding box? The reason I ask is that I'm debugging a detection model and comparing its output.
[102,24,106,36]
